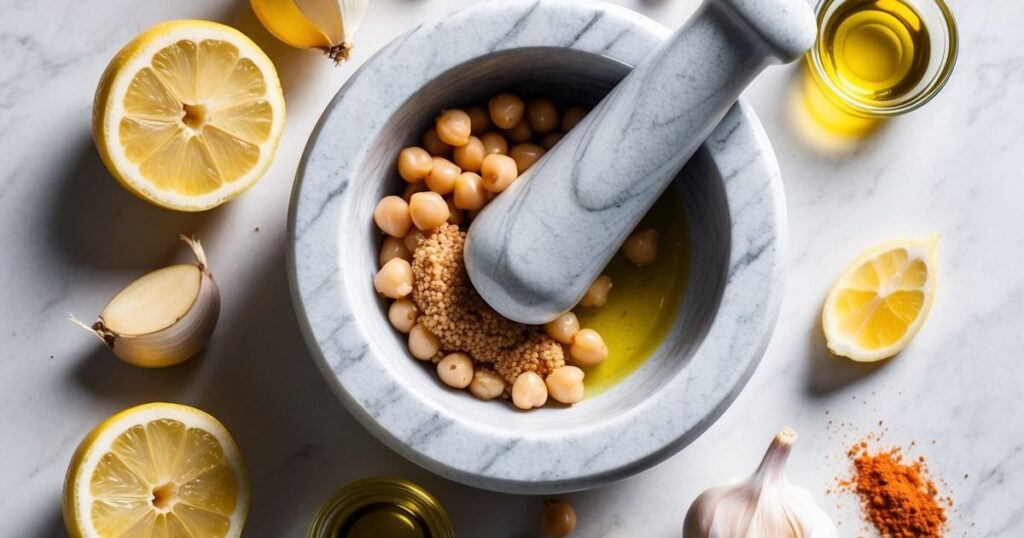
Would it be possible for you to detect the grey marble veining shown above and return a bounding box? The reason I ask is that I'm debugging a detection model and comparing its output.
[289,0,787,493]
[466,0,815,324]
[1,0,1024,535]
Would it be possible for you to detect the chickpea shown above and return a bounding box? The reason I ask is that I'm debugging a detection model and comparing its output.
[504,119,532,144]
[403,228,429,252]
[511,371,548,410]
[480,132,509,156]
[436,108,472,147]
[622,228,659,266]
[469,369,506,401]
[388,297,419,333]
[408,323,440,361]
[466,105,492,134]
[373,258,413,299]
[437,352,474,389]
[453,136,485,172]
[561,106,588,132]
[425,156,460,194]
[579,275,612,307]
[402,180,427,201]
[379,235,411,267]
[540,500,577,538]
[527,98,559,134]
[480,154,519,193]
[444,195,464,225]
[540,132,563,150]
[373,195,412,238]
[543,313,580,345]
[422,127,452,156]
[489,93,525,130]
[408,191,450,230]
[397,147,433,182]
[570,328,608,366]
[545,366,585,405]
[509,143,545,172]
[454,172,487,210]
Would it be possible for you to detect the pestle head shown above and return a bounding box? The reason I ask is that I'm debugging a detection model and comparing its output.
[465,0,815,325]
[718,0,818,64]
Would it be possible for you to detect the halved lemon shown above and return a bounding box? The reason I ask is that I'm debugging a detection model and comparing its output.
[93,20,285,211]
[63,403,249,537]
[822,234,938,362]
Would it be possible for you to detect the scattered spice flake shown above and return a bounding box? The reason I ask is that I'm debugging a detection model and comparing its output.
[840,440,949,537]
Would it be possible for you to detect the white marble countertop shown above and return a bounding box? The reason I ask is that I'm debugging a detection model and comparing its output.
[1,0,1020,536]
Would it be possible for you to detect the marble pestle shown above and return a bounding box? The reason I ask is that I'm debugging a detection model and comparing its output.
[465,0,816,324]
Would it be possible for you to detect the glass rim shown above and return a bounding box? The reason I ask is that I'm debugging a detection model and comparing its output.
[806,0,959,117]
[307,477,454,538]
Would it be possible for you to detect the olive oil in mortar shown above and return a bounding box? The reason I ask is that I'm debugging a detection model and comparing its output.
[817,0,930,106]
[575,189,689,396]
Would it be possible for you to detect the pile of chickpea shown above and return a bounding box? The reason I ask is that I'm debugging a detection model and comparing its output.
[371,93,660,409]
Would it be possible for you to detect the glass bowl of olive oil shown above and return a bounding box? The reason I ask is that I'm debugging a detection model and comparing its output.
[308,478,453,538]
[806,0,957,118]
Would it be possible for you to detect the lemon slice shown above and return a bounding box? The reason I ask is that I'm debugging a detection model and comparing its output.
[822,234,938,362]
[63,403,249,537]
[94,20,285,211]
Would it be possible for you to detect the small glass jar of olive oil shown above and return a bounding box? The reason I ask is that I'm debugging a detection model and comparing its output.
[803,0,958,132]
[308,478,454,538]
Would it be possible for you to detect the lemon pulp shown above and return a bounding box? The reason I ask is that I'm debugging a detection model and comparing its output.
[823,235,938,362]
[91,419,238,534]
[119,39,273,196]
[574,189,689,396]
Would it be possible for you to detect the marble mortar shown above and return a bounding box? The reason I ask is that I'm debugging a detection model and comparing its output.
[288,0,787,493]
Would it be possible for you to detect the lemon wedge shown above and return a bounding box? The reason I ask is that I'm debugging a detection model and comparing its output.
[93,20,285,211]
[63,403,249,537]
[822,234,938,362]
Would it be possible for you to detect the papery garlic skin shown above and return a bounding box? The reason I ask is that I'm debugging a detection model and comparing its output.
[71,236,220,368]
[683,428,838,538]
[251,0,369,62]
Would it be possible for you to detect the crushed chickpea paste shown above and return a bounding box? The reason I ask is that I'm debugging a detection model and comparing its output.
[411,224,565,384]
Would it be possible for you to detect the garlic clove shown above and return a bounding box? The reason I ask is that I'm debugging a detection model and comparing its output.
[337,0,367,44]
[71,235,220,368]
[295,0,345,44]
[683,428,837,538]
[99,265,202,334]
[252,0,369,63]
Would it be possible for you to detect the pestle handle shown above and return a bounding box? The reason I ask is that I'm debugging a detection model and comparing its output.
[465,0,816,324]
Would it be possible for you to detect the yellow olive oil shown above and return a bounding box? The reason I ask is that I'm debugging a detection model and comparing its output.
[574,189,689,396]
[338,503,427,538]
[308,478,453,538]
[818,0,930,104]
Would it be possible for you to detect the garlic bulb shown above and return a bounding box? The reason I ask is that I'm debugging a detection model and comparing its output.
[683,428,837,538]
[71,235,219,368]
[251,0,368,63]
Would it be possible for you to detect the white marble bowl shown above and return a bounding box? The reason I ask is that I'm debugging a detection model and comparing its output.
[288,0,785,493]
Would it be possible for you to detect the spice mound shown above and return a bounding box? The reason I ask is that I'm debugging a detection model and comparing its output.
[412,224,565,383]
[842,442,949,537]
